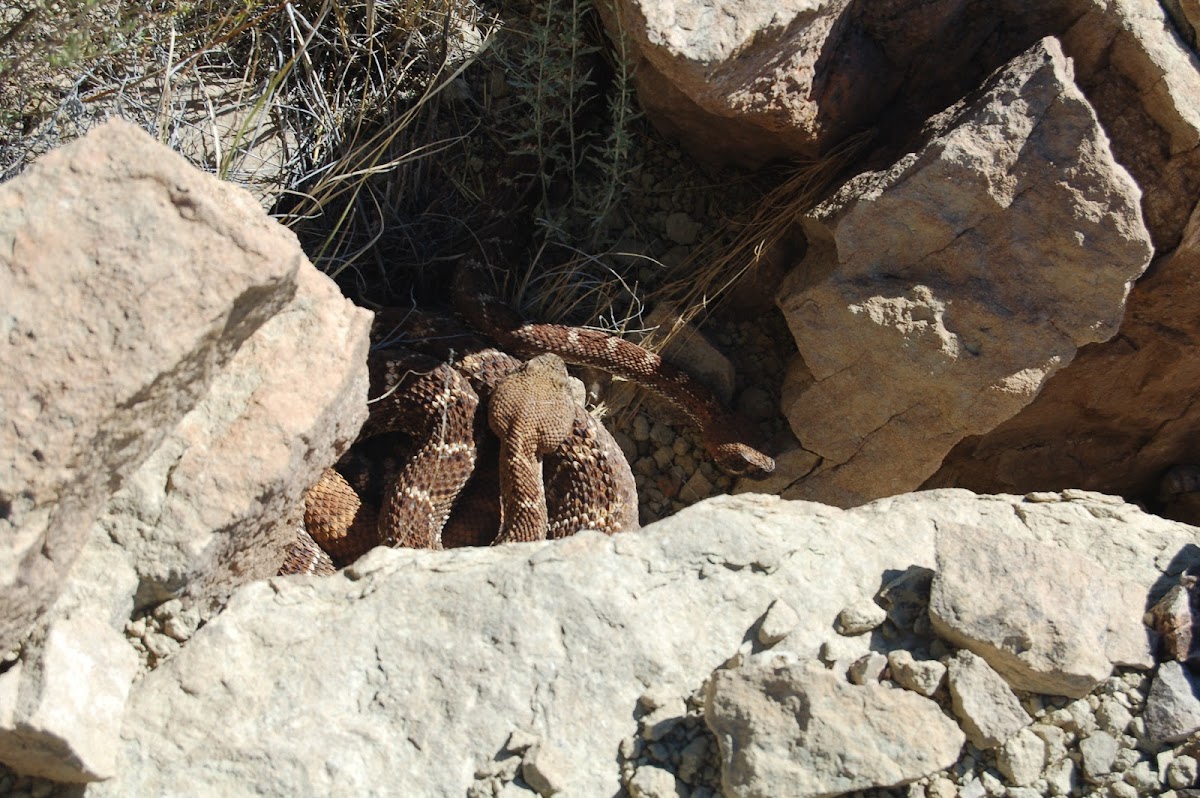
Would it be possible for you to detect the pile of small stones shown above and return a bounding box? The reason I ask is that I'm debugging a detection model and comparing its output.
[607,314,794,525]
[893,669,1199,798]
[582,131,797,525]
[606,663,1200,798]
[123,598,202,672]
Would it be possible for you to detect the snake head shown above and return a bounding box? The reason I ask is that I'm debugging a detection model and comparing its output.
[708,439,776,478]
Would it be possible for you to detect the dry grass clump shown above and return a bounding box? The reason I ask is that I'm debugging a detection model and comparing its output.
[648,130,876,333]
[0,2,488,225]
[1,0,865,347]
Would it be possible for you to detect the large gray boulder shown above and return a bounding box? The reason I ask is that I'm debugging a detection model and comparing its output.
[80,490,1197,796]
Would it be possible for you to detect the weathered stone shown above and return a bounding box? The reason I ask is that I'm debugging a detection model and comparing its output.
[930,0,1200,509]
[946,650,1032,750]
[757,599,800,646]
[73,491,1200,795]
[1125,760,1162,792]
[1044,756,1077,796]
[1096,696,1134,736]
[835,599,888,635]
[775,37,1151,507]
[0,118,301,657]
[929,523,1154,697]
[1168,755,1200,789]
[848,652,888,685]
[888,650,946,698]
[706,659,964,797]
[1079,731,1121,780]
[627,765,685,798]
[663,212,701,246]
[595,0,1103,170]
[1145,662,1200,745]
[0,616,138,781]
[997,727,1047,787]
[521,743,572,797]
[0,119,371,784]
[101,259,371,611]
[596,0,851,165]
[642,304,737,406]
[1149,577,1199,663]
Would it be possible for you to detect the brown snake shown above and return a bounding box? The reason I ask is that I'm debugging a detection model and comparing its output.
[281,262,775,575]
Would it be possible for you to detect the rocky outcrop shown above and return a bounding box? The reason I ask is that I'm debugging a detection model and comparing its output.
[0,119,298,659]
[595,0,1086,167]
[771,38,1151,506]
[705,659,965,797]
[65,490,1197,796]
[929,0,1200,502]
[606,0,1200,512]
[0,120,372,782]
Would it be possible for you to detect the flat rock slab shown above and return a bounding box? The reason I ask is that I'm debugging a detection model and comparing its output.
[82,490,1198,797]
[705,659,964,797]
[945,650,1031,750]
[930,523,1155,698]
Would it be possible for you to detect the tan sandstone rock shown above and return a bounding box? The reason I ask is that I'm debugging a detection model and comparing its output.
[597,0,847,166]
[82,489,1197,796]
[0,120,372,782]
[929,0,1200,500]
[101,259,371,612]
[930,523,1154,697]
[0,118,301,658]
[773,37,1151,507]
[705,658,965,797]
[596,0,1082,167]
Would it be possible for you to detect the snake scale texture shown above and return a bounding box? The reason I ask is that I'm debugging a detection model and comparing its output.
[280,262,774,575]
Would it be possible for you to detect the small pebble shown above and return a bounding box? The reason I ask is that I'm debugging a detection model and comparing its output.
[651,447,674,470]
[681,470,713,502]
[678,735,710,783]
[888,650,946,697]
[1106,780,1137,798]
[632,415,651,441]
[521,743,571,797]
[757,599,800,646]
[649,422,675,447]
[926,775,956,798]
[664,212,701,246]
[627,764,683,798]
[1168,754,1198,788]
[1123,759,1160,791]
[835,600,888,635]
[848,652,888,685]
[1079,731,1120,779]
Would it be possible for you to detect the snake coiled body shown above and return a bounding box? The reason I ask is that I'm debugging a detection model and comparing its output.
[282,262,774,575]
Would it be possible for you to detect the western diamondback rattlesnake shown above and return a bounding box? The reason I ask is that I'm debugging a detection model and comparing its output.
[281,262,775,575]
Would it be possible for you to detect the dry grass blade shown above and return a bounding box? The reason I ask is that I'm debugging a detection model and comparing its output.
[650,129,877,338]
